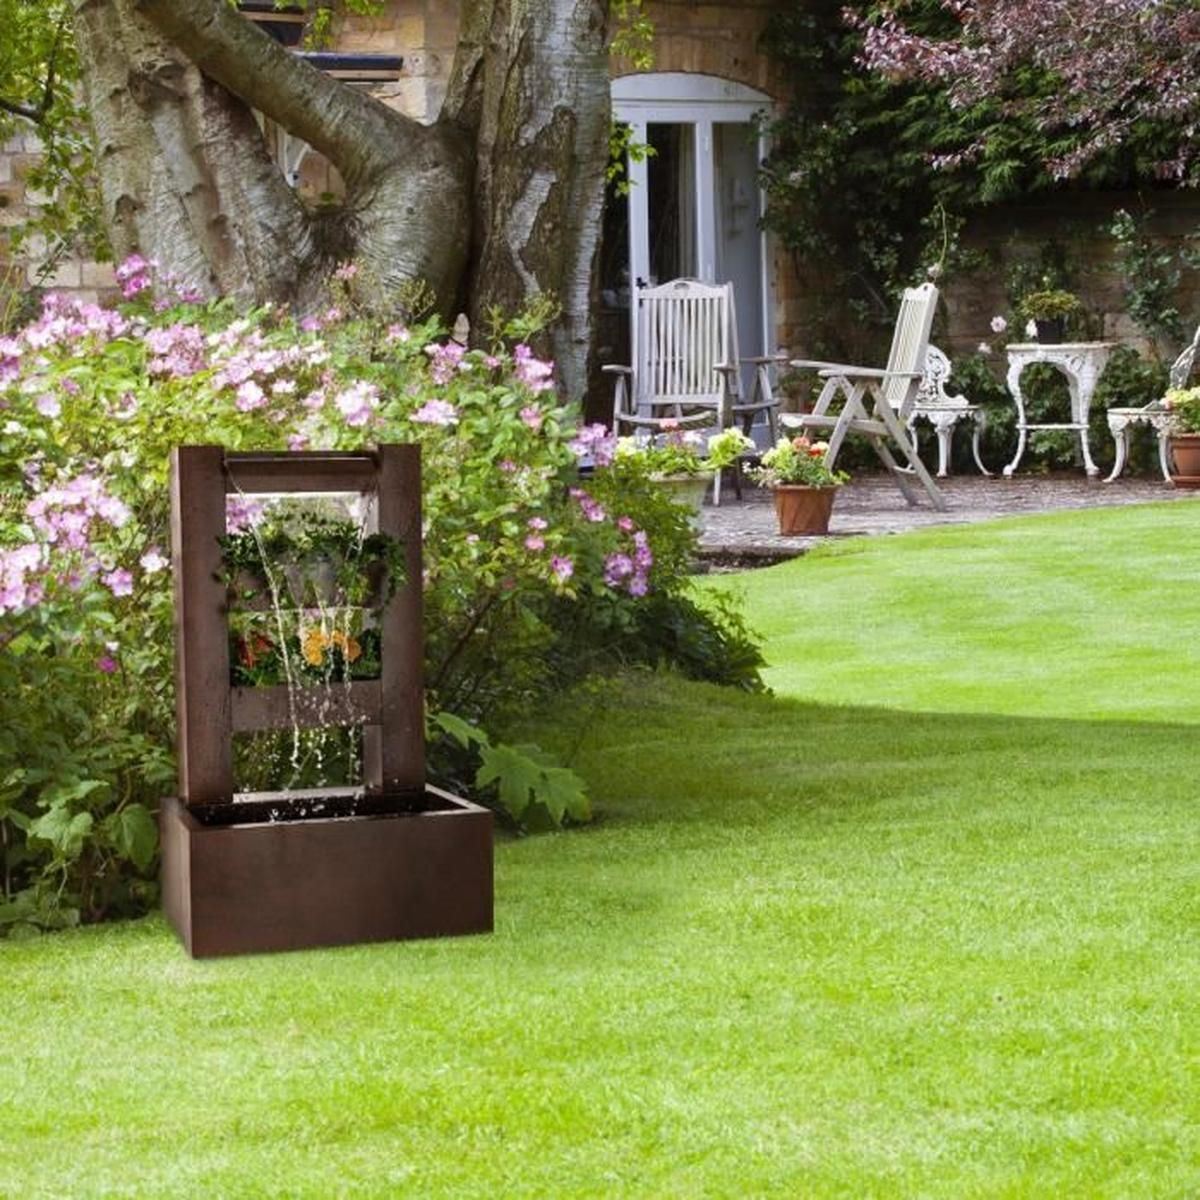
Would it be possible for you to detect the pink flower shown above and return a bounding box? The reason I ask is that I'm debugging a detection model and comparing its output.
[97,655,118,674]
[102,568,134,598]
[35,394,60,418]
[990,315,1008,334]
[235,380,267,412]
[139,548,168,574]
[525,534,545,551]
[551,555,574,582]
[287,433,310,451]
[412,398,459,427]
[513,343,555,394]
[334,381,380,428]
[424,341,466,385]
[568,423,617,466]
[386,324,410,342]
[527,516,548,530]
[617,516,635,532]
[519,405,544,431]
[115,254,153,299]
[333,262,358,281]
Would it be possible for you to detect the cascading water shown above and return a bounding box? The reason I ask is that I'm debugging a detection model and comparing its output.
[225,487,383,803]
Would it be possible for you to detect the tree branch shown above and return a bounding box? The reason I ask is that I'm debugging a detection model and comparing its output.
[133,0,424,188]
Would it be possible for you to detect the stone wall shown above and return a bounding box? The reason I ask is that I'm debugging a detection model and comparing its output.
[0,131,116,319]
[621,0,783,94]
[944,190,1200,362]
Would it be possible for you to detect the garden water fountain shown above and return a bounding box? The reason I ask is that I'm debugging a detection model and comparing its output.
[161,445,493,957]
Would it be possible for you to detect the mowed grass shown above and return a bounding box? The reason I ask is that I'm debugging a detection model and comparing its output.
[3,501,1200,1197]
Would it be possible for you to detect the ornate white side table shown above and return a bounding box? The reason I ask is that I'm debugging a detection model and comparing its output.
[1003,342,1115,478]
[1104,404,1172,482]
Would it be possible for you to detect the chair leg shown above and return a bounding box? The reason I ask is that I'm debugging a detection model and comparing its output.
[971,413,991,476]
[1104,426,1130,483]
[872,438,922,507]
[873,397,947,510]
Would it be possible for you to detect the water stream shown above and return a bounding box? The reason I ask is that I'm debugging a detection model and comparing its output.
[226,486,380,802]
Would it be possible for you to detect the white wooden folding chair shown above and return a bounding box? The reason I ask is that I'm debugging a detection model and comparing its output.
[781,283,946,510]
[603,278,779,504]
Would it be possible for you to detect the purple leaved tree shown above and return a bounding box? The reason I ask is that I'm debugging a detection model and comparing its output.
[854,0,1200,182]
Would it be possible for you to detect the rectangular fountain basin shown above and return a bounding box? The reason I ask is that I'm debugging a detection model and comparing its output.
[160,786,493,957]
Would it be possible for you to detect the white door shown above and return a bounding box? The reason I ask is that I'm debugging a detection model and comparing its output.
[611,74,773,402]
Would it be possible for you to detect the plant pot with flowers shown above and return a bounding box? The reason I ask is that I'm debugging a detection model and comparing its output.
[748,435,848,535]
[614,426,755,520]
[1163,386,1200,487]
[1017,289,1082,343]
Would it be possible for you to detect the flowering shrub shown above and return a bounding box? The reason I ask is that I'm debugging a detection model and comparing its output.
[0,263,763,933]
[748,436,848,487]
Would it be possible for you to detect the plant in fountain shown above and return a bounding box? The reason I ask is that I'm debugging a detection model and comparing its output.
[220,496,404,690]
[218,494,408,794]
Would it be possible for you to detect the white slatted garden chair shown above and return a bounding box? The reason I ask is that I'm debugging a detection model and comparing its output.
[780,282,946,510]
[906,345,991,478]
[1105,322,1200,482]
[603,278,780,504]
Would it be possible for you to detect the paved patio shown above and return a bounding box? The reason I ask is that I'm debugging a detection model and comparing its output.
[698,473,1195,565]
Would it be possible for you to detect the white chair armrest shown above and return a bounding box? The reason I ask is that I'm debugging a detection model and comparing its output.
[789,358,869,374]
[602,364,632,375]
[818,367,921,381]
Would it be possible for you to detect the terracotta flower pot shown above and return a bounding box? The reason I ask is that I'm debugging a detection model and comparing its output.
[772,485,838,536]
[1169,432,1200,487]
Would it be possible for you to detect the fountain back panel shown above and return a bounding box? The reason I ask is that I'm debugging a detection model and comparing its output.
[161,445,493,957]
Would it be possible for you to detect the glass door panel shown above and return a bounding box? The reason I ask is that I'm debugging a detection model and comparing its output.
[645,123,697,285]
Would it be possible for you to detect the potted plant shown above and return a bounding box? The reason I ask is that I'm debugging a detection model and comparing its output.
[614,426,754,516]
[1163,386,1200,486]
[748,435,848,535]
[1018,289,1082,343]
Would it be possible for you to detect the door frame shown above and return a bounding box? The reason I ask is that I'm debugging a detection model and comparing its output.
[611,72,774,358]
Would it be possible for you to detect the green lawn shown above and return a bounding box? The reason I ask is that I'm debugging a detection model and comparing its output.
[3,502,1199,1197]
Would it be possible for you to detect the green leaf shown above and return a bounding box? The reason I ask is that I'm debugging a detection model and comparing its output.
[29,808,94,861]
[537,765,591,824]
[475,744,540,820]
[431,711,490,752]
[105,804,158,871]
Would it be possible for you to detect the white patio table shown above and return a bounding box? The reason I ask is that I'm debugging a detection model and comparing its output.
[1002,342,1115,478]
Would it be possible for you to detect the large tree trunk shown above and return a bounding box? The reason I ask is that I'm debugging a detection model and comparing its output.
[72,0,611,404]
[447,0,611,405]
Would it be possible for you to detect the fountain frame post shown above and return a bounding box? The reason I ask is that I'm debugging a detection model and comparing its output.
[160,444,493,957]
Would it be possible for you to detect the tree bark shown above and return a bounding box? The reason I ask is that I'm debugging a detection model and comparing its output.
[447,0,612,405]
[74,0,310,302]
[72,0,612,405]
